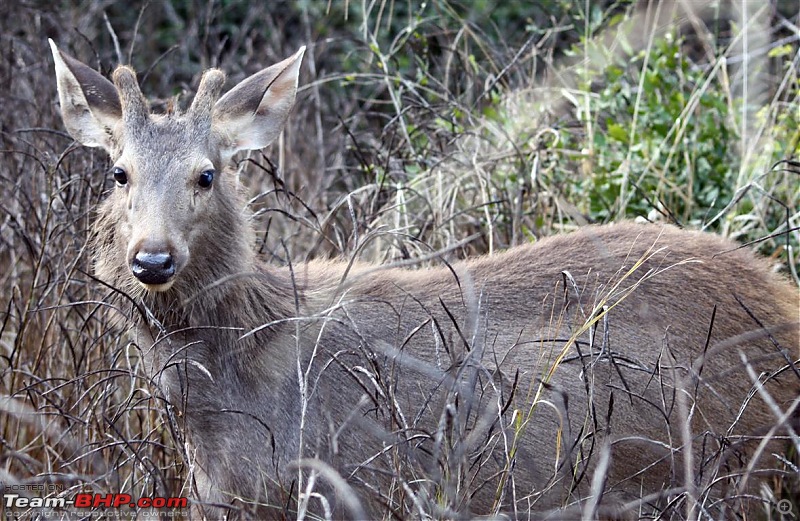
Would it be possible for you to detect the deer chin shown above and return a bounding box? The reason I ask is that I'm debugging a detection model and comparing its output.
[137,279,176,292]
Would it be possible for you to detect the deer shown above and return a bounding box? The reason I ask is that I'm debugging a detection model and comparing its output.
[49,39,799,520]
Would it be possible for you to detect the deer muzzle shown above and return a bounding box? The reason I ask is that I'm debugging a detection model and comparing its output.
[130,249,176,291]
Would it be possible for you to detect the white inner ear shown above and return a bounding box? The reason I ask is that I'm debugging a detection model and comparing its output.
[230,113,262,152]
[214,88,293,154]
[50,40,119,150]
[213,46,305,157]
[54,72,109,147]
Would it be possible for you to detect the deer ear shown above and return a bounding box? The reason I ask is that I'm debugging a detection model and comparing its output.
[49,39,122,151]
[213,46,305,157]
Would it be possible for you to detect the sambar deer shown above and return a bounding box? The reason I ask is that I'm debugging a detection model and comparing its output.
[49,40,798,520]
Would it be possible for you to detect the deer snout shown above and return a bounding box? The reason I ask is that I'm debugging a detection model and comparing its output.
[132,251,175,286]
[128,238,185,291]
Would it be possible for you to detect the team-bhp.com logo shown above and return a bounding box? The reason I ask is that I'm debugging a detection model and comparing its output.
[2,485,188,518]
[5,494,187,509]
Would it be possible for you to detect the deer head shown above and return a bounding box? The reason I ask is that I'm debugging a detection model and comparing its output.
[50,40,304,294]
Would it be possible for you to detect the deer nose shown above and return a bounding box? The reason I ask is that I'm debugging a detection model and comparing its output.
[131,251,175,285]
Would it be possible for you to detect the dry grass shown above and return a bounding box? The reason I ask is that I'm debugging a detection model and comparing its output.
[0,0,798,519]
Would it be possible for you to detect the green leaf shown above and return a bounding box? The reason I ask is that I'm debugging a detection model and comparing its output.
[768,44,794,58]
[608,124,629,143]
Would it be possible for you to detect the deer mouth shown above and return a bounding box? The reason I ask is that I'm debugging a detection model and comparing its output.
[136,279,177,292]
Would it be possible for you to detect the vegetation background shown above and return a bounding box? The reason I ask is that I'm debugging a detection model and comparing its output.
[0,0,798,519]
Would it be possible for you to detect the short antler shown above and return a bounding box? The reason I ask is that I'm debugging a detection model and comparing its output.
[112,66,150,128]
[189,69,226,130]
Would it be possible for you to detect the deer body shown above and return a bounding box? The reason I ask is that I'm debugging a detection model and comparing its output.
[50,42,799,519]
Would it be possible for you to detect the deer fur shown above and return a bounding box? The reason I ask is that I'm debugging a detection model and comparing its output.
[50,40,799,520]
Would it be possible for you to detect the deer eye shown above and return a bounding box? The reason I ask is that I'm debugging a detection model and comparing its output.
[111,167,128,186]
[198,169,215,188]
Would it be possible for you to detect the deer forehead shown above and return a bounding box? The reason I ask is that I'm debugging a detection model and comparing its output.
[113,116,221,170]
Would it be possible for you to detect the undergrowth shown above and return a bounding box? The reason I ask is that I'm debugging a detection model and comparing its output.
[0,0,798,519]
